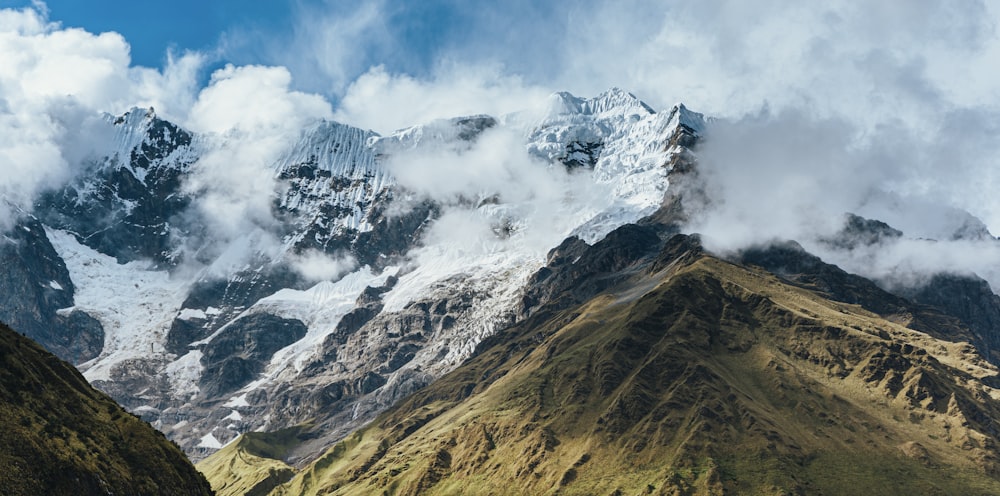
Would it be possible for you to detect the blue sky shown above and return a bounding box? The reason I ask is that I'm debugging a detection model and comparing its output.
[0,0,573,97]
[0,0,289,67]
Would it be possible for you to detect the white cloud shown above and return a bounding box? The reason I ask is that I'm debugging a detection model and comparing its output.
[334,63,550,133]
[289,250,358,282]
[187,64,332,134]
[181,64,333,267]
[0,4,205,226]
[385,125,612,258]
[2,0,999,295]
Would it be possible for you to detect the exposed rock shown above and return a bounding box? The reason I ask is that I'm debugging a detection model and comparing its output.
[900,273,1000,365]
[0,217,104,363]
[199,313,308,397]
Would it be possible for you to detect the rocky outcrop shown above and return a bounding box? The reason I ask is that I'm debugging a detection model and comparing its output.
[199,313,308,397]
[37,109,196,267]
[901,273,1000,364]
[0,217,103,364]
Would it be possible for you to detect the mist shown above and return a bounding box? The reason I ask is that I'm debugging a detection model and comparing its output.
[383,123,614,263]
[683,106,1000,290]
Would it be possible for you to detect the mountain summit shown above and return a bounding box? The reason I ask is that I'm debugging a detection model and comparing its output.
[2,90,705,459]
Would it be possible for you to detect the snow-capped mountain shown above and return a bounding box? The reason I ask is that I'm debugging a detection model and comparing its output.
[1,88,705,459]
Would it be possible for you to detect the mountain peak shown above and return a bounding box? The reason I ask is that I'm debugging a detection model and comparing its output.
[584,86,655,116]
[110,106,156,127]
[668,102,706,134]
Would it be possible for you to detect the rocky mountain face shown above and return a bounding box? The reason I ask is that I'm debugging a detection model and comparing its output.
[0,216,104,363]
[0,322,213,495]
[2,88,708,461]
[7,85,1000,494]
[200,230,1000,495]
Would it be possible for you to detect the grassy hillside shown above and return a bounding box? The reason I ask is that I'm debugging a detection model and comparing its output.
[196,427,303,496]
[203,235,1000,495]
[0,322,213,496]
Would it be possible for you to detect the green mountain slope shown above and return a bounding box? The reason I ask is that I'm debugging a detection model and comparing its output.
[203,233,1000,495]
[0,322,214,495]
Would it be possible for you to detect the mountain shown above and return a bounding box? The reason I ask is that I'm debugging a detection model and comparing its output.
[0,321,213,495]
[201,231,1000,495]
[1,88,707,460]
[7,85,1000,494]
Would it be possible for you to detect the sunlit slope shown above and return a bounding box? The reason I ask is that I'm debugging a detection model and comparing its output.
[206,235,1000,495]
[196,427,302,496]
[0,323,213,496]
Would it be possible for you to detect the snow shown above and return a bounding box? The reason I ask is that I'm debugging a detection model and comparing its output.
[46,228,190,382]
[198,432,223,449]
[275,120,390,236]
[224,394,250,408]
[178,308,207,321]
[164,350,204,399]
[47,280,63,290]
[243,266,398,386]
[39,89,702,454]
[376,89,698,365]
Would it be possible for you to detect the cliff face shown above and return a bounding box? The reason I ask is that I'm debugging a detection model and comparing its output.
[0,322,213,496]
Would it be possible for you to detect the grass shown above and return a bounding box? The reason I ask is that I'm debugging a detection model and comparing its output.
[202,246,1000,495]
[0,323,213,496]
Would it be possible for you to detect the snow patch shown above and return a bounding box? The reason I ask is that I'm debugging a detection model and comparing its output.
[46,228,191,382]
[198,432,223,449]
[244,266,398,387]
[178,308,207,321]
[224,394,250,408]
[164,350,204,399]
[47,280,63,290]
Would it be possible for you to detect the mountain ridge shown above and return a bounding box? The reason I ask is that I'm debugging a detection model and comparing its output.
[202,230,1000,495]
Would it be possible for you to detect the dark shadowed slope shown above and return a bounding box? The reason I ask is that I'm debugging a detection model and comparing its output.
[0,322,213,496]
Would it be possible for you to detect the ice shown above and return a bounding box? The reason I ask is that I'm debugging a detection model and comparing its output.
[41,89,703,454]
[164,350,204,399]
[46,228,190,382]
[241,266,398,385]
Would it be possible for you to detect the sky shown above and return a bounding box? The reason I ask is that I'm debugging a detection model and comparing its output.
[2,0,1000,287]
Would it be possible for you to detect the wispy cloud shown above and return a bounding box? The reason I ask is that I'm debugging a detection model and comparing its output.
[335,63,550,134]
